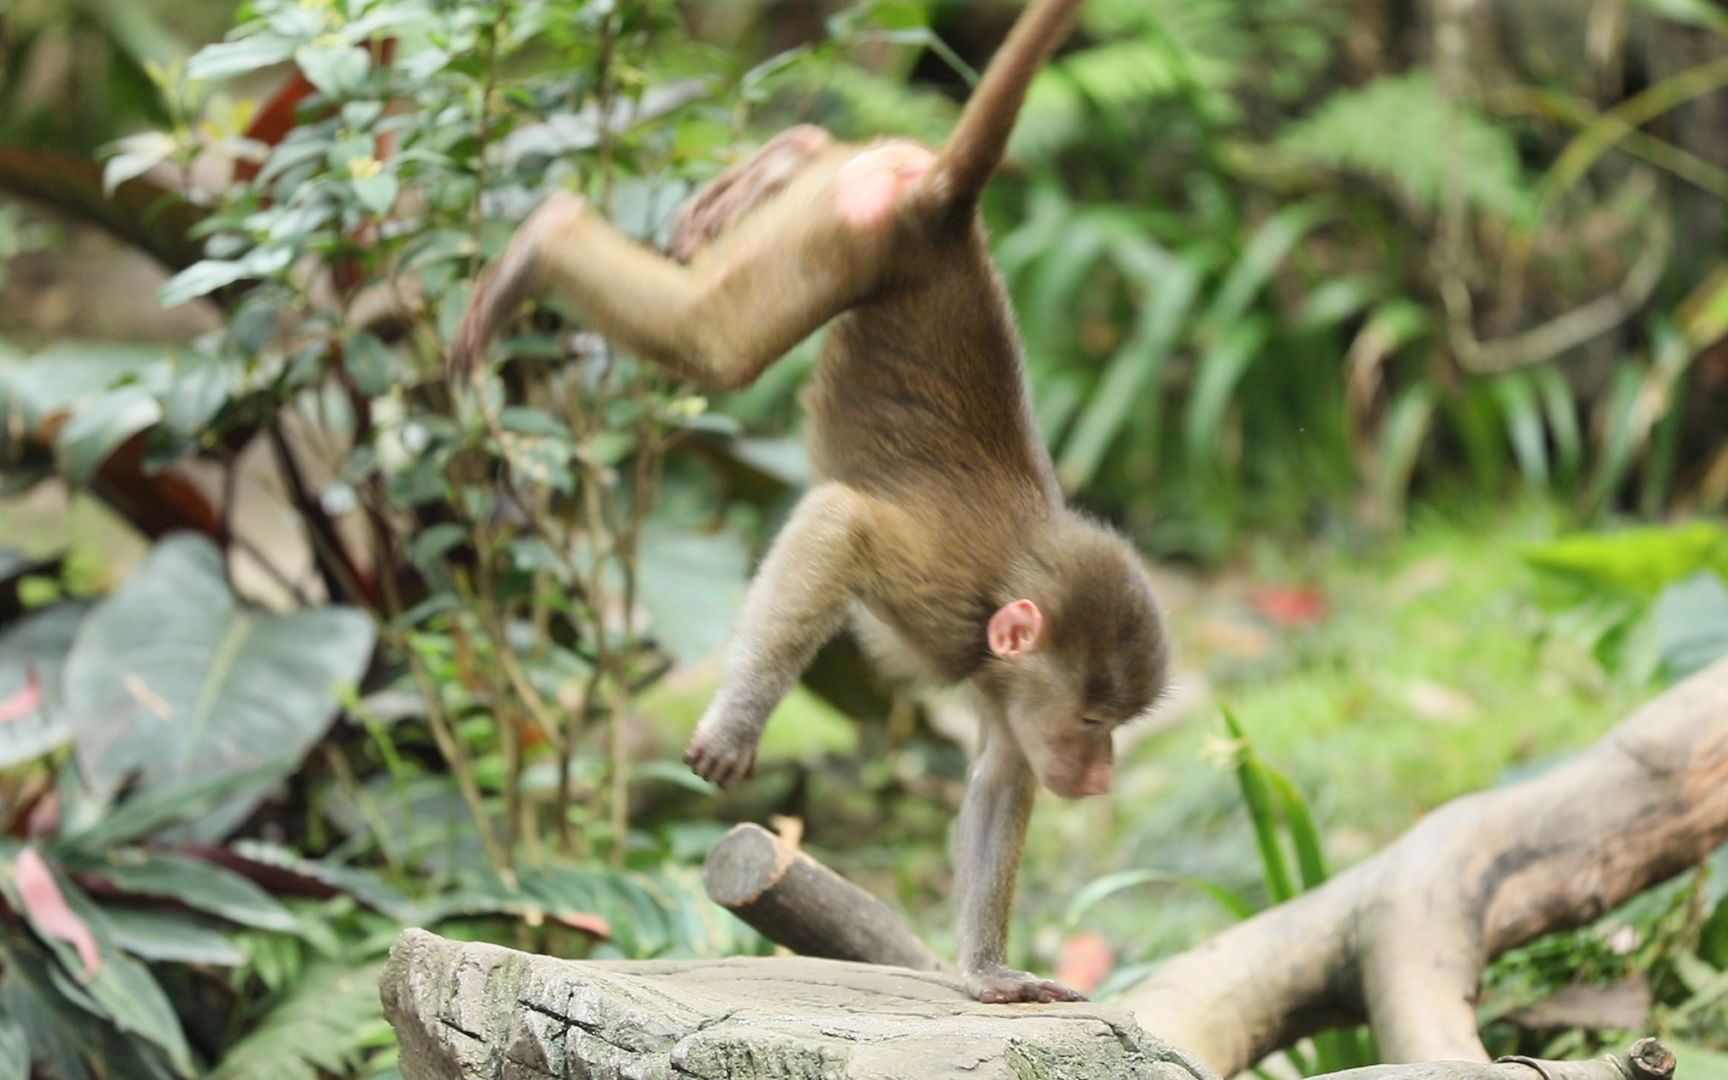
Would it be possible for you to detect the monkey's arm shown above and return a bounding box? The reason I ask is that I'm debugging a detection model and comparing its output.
[452,190,859,389]
[684,484,881,785]
[954,725,1085,1003]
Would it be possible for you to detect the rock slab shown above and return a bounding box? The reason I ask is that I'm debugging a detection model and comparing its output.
[381,928,1219,1080]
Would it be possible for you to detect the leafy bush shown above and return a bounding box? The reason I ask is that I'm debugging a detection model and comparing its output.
[0,0,851,1071]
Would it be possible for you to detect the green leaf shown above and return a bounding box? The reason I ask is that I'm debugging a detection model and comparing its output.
[1521,523,1728,598]
[343,332,395,397]
[1262,767,1329,891]
[1184,321,1266,468]
[70,852,296,932]
[409,524,467,568]
[294,44,370,99]
[228,840,421,922]
[1279,70,1531,219]
[57,765,287,851]
[1586,365,1647,511]
[0,342,162,428]
[351,173,398,217]
[65,535,375,841]
[1652,571,1728,680]
[1533,365,1583,482]
[1057,257,1201,490]
[99,907,246,966]
[158,259,249,308]
[187,35,298,81]
[53,386,161,487]
[0,1017,24,1080]
[1490,372,1549,489]
[1223,709,1295,904]
[1063,867,1254,924]
[99,133,175,196]
[1202,206,1326,333]
[1375,383,1436,521]
[636,530,749,665]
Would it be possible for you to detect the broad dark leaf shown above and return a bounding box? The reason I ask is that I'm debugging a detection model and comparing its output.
[54,386,162,487]
[70,851,296,932]
[99,907,247,966]
[636,530,748,665]
[0,1016,24,1080]
[0,605,84,769]
[66,534,375,841]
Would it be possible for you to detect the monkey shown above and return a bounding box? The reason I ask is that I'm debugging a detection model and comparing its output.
[451,0,1169,1005]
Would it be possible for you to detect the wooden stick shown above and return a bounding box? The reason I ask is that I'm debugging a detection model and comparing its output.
[704,822,945,972]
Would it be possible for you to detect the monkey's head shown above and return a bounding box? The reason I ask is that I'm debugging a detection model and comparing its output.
[978,522,1169,799]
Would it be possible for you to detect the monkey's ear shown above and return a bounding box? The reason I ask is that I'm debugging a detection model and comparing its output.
[987,599,1044,659]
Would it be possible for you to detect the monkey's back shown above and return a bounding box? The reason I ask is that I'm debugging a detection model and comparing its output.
[802,232,1057,509]
[800,229,1062,682]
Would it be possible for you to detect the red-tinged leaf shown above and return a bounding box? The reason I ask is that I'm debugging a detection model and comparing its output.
[1054,930,1114,995]
[0,669,41,723]
[14,847,101,978]
[552,911,612,938]
[1253,585,1329,627]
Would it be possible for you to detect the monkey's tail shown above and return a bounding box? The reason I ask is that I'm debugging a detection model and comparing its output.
[927,0,1085,207]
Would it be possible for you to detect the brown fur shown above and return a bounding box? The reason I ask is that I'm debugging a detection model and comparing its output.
[450,0,1168,1005]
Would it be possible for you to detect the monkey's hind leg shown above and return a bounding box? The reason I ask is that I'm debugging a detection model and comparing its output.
[684,484,882,787]
[453,190,859,390]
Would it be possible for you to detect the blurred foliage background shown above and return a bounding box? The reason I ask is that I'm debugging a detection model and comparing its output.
[0,0,1725,1076]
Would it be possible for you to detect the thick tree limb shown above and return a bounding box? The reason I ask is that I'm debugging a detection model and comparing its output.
[1129,657,1728,1072]
[1317,1038,1674,1080]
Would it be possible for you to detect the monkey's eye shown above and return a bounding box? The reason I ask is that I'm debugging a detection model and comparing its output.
[1080,716,1108,729]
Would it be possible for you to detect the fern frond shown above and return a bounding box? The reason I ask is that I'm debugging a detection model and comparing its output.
[1277,70,1532,220]
[209,961,386,1080]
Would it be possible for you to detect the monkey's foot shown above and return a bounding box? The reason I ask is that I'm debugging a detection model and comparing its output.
[683,726,758,788]
[964,966,1086,1005]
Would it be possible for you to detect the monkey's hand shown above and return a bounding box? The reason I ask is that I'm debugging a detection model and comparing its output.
[964,965,1087,1005]
[683,720,760,788]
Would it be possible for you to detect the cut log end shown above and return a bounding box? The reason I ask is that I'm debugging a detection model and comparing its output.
[1627,1036,1677,1079]
[703,821,946,972]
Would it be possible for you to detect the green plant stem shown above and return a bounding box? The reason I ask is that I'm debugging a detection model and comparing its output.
[405,646,514,886]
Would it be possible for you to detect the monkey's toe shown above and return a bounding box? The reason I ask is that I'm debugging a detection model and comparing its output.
[966,969,1087,1005]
